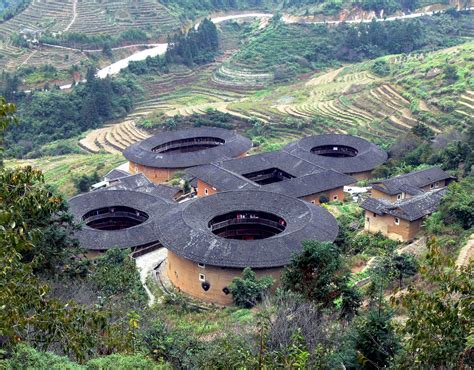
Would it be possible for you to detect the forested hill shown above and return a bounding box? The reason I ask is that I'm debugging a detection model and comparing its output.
[161,0,471,17]
[0,0,30,21]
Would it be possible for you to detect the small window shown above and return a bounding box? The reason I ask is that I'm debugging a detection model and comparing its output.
[201,282,210,291]
[394,217,400,225]
[199,273,205,282]
[311,200,315,204]
[204,188,208,195]
[366,217,370,222]
[435,182,439,188]
[373,212,377,218]
[397,194,402,200]
[430,183,435,189]
[333,195,338,200]
[212,187,217,191]
[222,287,230,295]
[198,263,205,269]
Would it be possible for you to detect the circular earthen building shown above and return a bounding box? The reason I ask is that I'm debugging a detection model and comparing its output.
[155,190,339,305]
[284,134,387,180]
[123,127,252,184]
[69,189,171,257]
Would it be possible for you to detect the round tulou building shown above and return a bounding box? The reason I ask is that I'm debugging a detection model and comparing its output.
[69,189,171,257]
[155,190,339,305]
[284,134,387,180]
[123,127,252,184]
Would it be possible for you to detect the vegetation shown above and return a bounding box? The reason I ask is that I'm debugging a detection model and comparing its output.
[128,19,219,74]
[282,241,361,317]
[3,70,137,158]
[229,267,274,308]
[231,12,474,79]
[393,239,473,368]
[0,0,30,22]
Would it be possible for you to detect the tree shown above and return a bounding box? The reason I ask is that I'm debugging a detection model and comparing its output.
[391,253,417,288]
[0,98,111,361]
[229,267,273,308]
[73,171,100,194]
[348,308,400,368]
[437,178,474,229]
[102,42,113,58]
[281,241,360,314]
[393,238,474,367]
[370,253,417,289]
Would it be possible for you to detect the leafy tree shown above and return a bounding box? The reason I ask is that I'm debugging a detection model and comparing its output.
[90,248,147,304]
[73,171,100,194]
[371,59,390,76]
[348,308,400,368]
[229,267,273,308]
[282,241,360,314]
[144,321,202,368]
[0,98,111,361]
[393,238,474,367]
[444,64,458,81]
[102,42,113,58]
[371,253,417,289]
[437,178,474,229]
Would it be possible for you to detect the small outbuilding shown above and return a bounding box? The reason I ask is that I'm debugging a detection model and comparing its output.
[123,127,252,184]
[361,189,447,241]
[370,167,454,202]
[155,190,339,305]
[283,134,387,180]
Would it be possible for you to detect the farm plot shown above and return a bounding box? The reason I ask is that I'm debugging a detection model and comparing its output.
[6,153,125,196]
[79,120,150,154]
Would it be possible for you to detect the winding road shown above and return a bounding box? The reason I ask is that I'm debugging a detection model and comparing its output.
[50,7,472,90]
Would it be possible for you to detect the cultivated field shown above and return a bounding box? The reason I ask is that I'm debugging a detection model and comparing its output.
[5,153,125,196]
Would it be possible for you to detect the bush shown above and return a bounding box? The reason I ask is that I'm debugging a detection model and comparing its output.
[229,267,273,308]
[90,249,147,304]
[371,59,391,76]
[0,344,81,369]
[87,354,168,369]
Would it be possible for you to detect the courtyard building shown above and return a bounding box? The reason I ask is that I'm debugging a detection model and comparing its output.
[154,190,339,305]
[123,127,252,184]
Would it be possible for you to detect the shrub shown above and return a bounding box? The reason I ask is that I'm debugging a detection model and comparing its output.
[371,60,390,76]
[86,354,168,369]
[0,344,81,369]
[229,267,273,308]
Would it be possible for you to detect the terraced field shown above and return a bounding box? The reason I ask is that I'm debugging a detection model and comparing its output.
[456,90,474,119]
[0,0,180,71]
[67,0,179,36]
[79,120,150,154]
[5,153,125,196]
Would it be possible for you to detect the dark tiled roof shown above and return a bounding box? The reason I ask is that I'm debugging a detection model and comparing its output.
[105,173,180,200]
[104,169,129,181]
[283,134,387,174]
[187,164,259,192]
[155,190,339,268]
[187,150,355,198]
[220,151,326,177]
[371,167,453,195]
[123,127,252,168]
[264,171,355,198]
[361,189,447,221]
[68,190,172,251]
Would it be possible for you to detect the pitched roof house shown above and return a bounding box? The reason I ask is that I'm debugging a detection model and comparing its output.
[361,188,447,241]
[371,167,454,202]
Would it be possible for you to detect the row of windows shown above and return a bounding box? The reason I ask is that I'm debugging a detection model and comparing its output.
[310,194,338,204]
